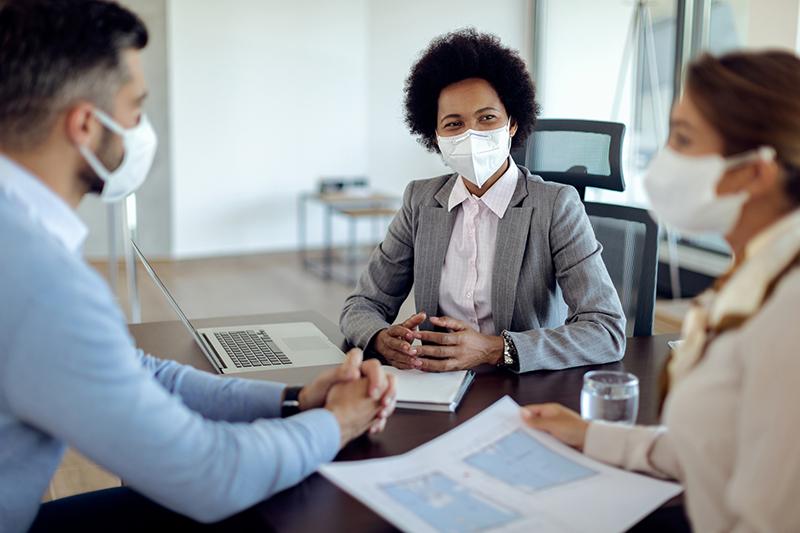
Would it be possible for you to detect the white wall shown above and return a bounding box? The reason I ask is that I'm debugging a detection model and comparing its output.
[168,0,369,257]
[365,0,532,194]
[535,0,643,206]
[747,0,800,49]
[536,1,634,122]
[78,0,172,258]
[167,0,530,257]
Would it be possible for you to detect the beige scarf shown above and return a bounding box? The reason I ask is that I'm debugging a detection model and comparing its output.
[669,210,800,385]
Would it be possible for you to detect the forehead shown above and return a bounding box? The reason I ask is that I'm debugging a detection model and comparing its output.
[437,78,504,115]
[671,91,705,125]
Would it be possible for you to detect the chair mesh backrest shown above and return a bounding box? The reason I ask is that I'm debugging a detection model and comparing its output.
[528,130,612,176]
[516,120,655,335]
[588,214,647,337]
[512,120,626,193]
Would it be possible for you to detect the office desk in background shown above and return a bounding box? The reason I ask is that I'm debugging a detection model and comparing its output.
[130,311,680,532]
[297,192,398,284]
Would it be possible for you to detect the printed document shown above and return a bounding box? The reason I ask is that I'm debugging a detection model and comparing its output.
[320,396,682,533]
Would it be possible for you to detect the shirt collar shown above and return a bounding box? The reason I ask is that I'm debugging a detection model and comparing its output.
[709,208,800,326]
[447,156,518,218]
[744,208,800,260]
[0,154,88,254]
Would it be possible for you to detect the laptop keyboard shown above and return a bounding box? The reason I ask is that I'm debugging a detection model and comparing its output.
[214,330,293,368]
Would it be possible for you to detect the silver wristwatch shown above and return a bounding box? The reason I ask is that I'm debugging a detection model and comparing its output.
[500,330,518,369]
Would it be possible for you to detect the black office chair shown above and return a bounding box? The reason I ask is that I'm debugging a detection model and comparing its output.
[512,119,659,337]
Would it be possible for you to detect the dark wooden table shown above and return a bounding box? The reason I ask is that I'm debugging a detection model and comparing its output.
[130,311,680,532]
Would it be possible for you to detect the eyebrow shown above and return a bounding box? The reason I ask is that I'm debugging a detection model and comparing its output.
[439,107,502,124]
[669,118,694,130]
[439,113,461,124]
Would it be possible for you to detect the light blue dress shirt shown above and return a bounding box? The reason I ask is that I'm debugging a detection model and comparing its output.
[0,156,340,532]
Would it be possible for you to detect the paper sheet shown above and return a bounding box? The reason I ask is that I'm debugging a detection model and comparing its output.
[320,396,682,533]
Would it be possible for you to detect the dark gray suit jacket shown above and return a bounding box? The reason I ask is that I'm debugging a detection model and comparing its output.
[340,165,626,372]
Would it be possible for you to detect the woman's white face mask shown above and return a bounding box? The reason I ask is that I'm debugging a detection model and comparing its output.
[436,120,512,187]
[643,145,776,236]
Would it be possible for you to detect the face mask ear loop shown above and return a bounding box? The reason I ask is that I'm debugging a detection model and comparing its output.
[724,146,777,171]
[92,108,127,136]
[77,143,111,183]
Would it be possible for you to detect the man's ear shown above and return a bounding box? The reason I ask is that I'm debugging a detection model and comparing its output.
[64,102,97,148]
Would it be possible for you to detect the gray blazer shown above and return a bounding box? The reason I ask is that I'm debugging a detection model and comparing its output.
[340,165,626,372]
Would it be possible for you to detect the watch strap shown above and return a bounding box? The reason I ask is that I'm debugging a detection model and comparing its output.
[281,386,303,418]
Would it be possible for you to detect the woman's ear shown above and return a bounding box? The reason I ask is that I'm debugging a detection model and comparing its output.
[746,159,782,200]
[509,117,518,138]
[718,159,780,198]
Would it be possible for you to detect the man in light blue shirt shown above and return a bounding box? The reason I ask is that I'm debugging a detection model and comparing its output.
[0,1,395,531]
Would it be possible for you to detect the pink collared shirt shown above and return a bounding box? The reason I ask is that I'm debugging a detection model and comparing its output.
[438,158,518,336]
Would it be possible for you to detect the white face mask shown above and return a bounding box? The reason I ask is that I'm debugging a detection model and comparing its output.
[643,145,775,235]
[437,120,511,187]
[78,109,158,203]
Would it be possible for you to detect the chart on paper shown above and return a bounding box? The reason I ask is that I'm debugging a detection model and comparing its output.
[320,397,683,533]
[381,472,519,533]
[464,429,597,492]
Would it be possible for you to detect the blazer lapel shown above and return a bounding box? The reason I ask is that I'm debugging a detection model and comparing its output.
[492,171,532,333]
[414,177,458,325]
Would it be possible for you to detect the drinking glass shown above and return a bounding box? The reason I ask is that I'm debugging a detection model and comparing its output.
[580,370,639,425]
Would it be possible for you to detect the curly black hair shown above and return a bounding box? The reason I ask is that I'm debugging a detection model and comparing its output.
[404,28,539,153]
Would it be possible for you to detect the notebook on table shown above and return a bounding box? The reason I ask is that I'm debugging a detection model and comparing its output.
[383,367,475,412]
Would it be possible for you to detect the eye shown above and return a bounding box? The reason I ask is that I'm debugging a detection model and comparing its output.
[479,114,498,122]
[671,132,691,147]
[443,121,463,129]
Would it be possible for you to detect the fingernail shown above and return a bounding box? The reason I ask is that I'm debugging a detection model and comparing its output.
[371,388,381,400]
[381,408,390,418]
[520,409,532,419]
[413,359,422,368]
[409,348,417,355]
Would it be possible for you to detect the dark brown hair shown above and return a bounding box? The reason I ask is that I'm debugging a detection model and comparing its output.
[686,51,800,204]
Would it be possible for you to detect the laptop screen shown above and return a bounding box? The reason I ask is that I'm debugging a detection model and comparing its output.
[130,239,215,361]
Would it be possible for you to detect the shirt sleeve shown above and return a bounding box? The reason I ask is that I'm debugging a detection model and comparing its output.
[584,422,682,480]
[136,350,285,422]
[340,180,416,351]
[507,185,627,372]
[3,274,340,524]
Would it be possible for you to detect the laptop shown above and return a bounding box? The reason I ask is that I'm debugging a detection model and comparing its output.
[131,240,345,385]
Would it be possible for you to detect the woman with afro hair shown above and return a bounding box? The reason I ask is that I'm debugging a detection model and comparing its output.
[340,29,626,374]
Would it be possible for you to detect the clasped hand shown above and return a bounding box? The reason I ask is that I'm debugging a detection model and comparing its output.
[374,313,504,372]
[299,348,397,447]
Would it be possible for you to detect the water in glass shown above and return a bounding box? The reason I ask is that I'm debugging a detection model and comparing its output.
[580,371,639,425]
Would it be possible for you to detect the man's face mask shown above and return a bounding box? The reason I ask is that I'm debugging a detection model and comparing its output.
[77,109,157,203]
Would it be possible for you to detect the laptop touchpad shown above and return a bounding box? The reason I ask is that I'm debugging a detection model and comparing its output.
[284,336,330,351]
